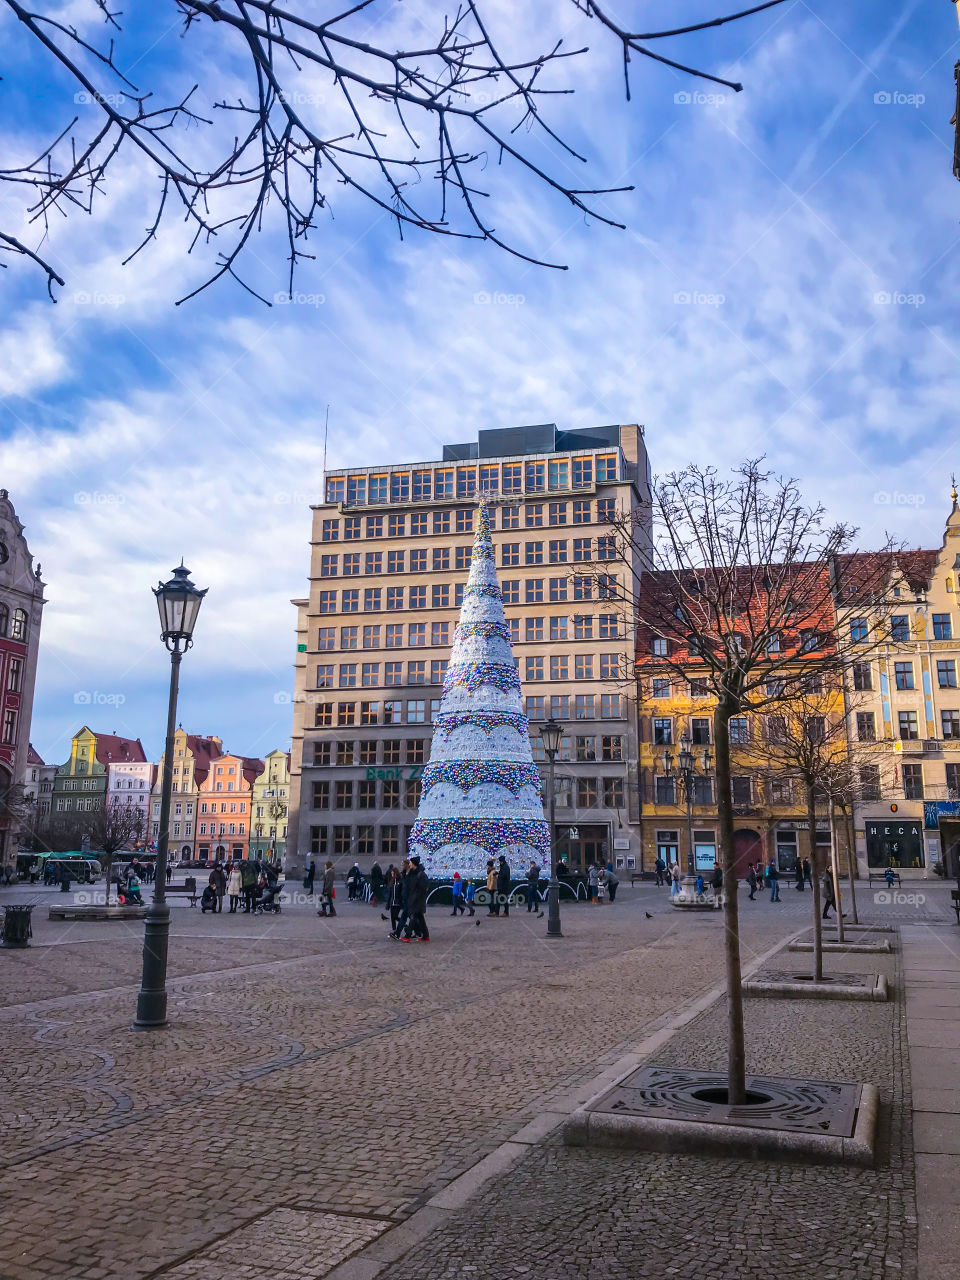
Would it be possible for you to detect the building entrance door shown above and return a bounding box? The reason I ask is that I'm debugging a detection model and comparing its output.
[556,824,609,869]
[733,829,762,878]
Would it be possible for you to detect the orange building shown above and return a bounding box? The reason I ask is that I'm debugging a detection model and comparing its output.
[196,753,264,862]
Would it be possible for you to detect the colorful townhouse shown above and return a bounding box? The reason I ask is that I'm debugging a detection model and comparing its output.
[196,752,263,862]
[149,728,222,860]
[250,748,290,862]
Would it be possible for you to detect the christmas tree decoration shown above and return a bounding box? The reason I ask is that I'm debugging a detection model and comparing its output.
[410,499,551,878]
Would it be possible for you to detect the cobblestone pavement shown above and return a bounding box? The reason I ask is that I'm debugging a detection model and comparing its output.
[0,882,939,1279]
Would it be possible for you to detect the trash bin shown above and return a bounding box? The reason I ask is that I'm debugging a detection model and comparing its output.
[1,904,34,948]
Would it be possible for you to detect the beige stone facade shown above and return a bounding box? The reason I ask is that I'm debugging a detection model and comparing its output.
[286,424,651,876]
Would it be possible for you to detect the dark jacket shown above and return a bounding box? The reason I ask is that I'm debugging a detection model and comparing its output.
[321,865,335,896]
[213,866,227,894]
[526,864,540,886]
[409,866,429,913]
[497,860,511,893]
[304,863,315,890]
[241,861,257,888]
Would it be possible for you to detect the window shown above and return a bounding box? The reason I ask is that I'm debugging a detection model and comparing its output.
[333,826,352,856]
[731,777,752,806]
[860,764,881,802]
[850,617,868,642]
[338,702,356,726]
[550,655,569,680]
[312,781,329,809]
[525,462,545,492]
[576,655,595,680]
[894,662,914,690]
[525,541,544,565]
[343,552,360,576]
[572,499,591,524]
[577,778,599,807]
[318,627,335,651]
[653,717,673,746]
[903,763,924,800]
[381,781,401,809]
[947,763,960,798]
[456,469,476,498]
[526,579,544,604]
[526,617,544,643]
[387,550,405,574]
[479,464,499,492]
[318,590,337,614]
[434,510,451,536]
[411,512,428,536]
[601,736,622,761]
[548,460,568,491]
[315,703,333,727]
[356,780,376,809]
[326,477,345,502]
[386,623,403,648]
[501,505,520,529]
[690,717,711,746]
[364,587,382,612]
[456,509,474,534]
[573,576,593,601]
[597,497,615,522]
[508,617,520,644]
[806,716,826,744]
[549,579,567,603]
[358,740,377,765]
[366,515,384,537]
[938,660,957,688]
[340,625,358,650]
[502,581,519,605]
[551,695,570,719]
[597,574,618,599]
[455,585,465,606]
[729,717,750,743]
[455,546,472,571]
[549,501,568,525]
[344,516,361,540]
[2,708,16,744]
[435,469,454,499]
[405,779,422,807]
[526,656,544,681]
[526,504,544,527]
[313,741,331,766]
[934,613,953,640]
[342,589,359,613]
[898,710,919,740]
[362,625,380,649]
[409,586,427,609]
[432,584,450,609]
[852,662,872,691]
[526,696,545,720]
[408,660,426,685]
[320,554,338,577]
[572,538,591,562]
[600,693,621,718]
[502,543,520,567]
[596,536,616,561]
[891,615,910,642]
[765,633,781,654]
[549,540,567,563]
[321,518,340,542]
[502,464,522,494]
[316,665,334,688]
[800,629,819,652]
[572,457,593,488]
[335,739,354,765]
[549,616,568,642]
[575,693,595,720]
[382,739,401,764]
[385,661,403,686]
[361,662,379,687]
[856,712,876,742]
[576,736,596,761]
[432,621,451,647]
[408,700,426,723]
[389,473,409,504]
[600,653,620,680]
[596,454,618,482]
[692,776,713,805]
[406,739,427,764]
[412,470,432,501]
[942,710,960,739]
[603,777,625,808]
[655,775,676,804]
[334,782,353,809]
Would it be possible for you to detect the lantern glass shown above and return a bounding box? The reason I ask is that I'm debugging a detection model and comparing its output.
[539,717,563,758]
[154,564,207,644]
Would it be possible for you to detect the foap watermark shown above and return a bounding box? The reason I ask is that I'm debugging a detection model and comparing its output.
[74,491,125,506]
[273,691,293,705]
[75,91,127,107]
[474,290,525,306]
[73,290,125,308]
[674,290,725,307]
[873,889,925,907]
[874,490,925,508]
[874,90,925,108]
[273,491,317,505]
[74,690,126,706]
[273,290,325,307]
[276,90,326,108]
[874,290,925,308]
[674,90,726,107]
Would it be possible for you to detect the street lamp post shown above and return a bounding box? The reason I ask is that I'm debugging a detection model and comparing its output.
[669,733,713,884]
[134,563,207,1030]
[539,717,563,938]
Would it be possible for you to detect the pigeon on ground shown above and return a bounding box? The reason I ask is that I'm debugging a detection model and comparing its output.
[475,919,481,927]
[380,913,389,921]
[645,911,653,919]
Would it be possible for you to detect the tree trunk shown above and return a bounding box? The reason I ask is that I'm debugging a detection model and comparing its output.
[807,783,824,982]
[714,698,746,1106]
[844,813,860,925]
[104,853,113,906]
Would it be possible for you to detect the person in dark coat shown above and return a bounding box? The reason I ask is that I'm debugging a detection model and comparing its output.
[526,862,541,912]
[746,865,758,900]
[803,857,813,888]
[402,856,430,941]
[318,861,336,916]
[497,855,511,917]
[386,864,405,934]
[794,858,805,892]
[767,859,781,903]
[303,860,315,897]
[369,862,384,905]
[212,862,227,912]
[241,859,258,912]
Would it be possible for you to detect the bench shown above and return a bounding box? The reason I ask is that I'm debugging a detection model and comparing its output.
[166,877,199,907]
[49,905,146,921]
[868,871,901,888]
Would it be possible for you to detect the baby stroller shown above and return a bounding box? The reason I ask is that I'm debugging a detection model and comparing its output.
[254,876,282,914]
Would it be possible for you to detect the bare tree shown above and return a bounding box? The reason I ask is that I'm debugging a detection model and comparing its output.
[83,805,147,903]
[630,461,898,1104]
[1,0,788,300]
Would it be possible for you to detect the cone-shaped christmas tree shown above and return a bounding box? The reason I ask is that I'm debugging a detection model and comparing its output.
[410,499,551,879]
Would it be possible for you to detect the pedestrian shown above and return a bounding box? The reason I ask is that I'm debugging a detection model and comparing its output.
[464,878,476,916]
[526,861,541,912]
[200,881,217,913]
[587,861,599,903]
[802,858,813,888]
[596,867,607,904]
[303,859,315,904]
[29,859,39,884]
[711,863,723,909]
[403,855,429,941]
[822,871,845,919]
[746,864,757,900]
[884,865,896,888]
[694,872,705,896]
[207,869,221,914]
[486,860,498,916]
[767,859,781,903]
[241,858,258,913]
[165,862,172,884]
[655,855,666,887]
[451,871,466,916]
[369,861,384,906]
[670,861,681,899]
[391,859,412,937]
[607,865,619,903]
[212,861,226,912]
[795,859,804,892]
[227,861,243,913]
[318,860,336,916]
[386,863,404,935]
[347,862,361,901]
[497,854,511,917]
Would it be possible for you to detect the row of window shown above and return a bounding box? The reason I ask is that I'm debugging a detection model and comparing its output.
[310,735,624,767]
[312,693,624,728]
[856,658,959,691]
[321,498,617,542]
[318,653,623,689]
[325,458,620,507]
[198,821,246,835]
[1,653,23,694]
[311,774,625,812]
[857,709,960,742]
[318,614,623,653]
[318,536,618,579]
[317,575,620,614]
[0,605,28,642]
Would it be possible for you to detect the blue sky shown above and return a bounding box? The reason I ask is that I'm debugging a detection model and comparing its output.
[0,0,957,764]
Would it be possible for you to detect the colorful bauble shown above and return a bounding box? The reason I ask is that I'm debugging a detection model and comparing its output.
[421,759,541,796]
[443,661,521,694]
[410,817,551,858]
[433,709,529,736]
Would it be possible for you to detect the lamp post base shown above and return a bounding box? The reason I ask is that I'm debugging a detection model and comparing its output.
[133,902,171,1029]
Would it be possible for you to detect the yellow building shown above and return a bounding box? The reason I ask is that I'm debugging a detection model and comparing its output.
[149,728,222,861]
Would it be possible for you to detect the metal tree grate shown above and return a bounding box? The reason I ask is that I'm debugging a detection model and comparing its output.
[593,1066,861,1136]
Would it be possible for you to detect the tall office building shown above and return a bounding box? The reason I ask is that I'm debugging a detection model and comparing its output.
[286,423,651,879]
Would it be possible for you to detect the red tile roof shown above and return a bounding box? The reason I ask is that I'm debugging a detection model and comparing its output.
[94,734,147,765]
[26,743,44,766]
[185,734,223,784]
